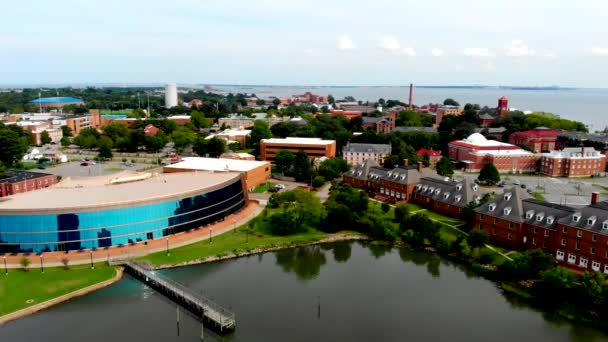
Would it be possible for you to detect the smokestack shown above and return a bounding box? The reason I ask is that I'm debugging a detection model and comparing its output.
[417,161,423,172]
[408,83,413,111]
[591,192,600,205]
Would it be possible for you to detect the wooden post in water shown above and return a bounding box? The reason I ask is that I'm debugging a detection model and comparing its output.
[317,296,321,319]
[176,306,180,336]
[200,309,204,341]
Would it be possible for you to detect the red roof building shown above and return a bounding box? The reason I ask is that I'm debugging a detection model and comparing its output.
[188,99,203,108]
[416,148,442,168]
[144,124,159,136]
[498,96,509,117]
[508,128,561,153]
[331,110,363,120]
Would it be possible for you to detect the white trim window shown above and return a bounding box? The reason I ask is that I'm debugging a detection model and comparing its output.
[604,264,608,275]
[592,260,601,272]
[579,257,588,269]
[568,253,577,264]
[556,250,565,261]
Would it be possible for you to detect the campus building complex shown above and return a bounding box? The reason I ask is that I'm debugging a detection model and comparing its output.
[0,172,247,253]
[540,147,606,177]
[508,128,561,153]
[260,137,336,161]
[412,177,482,218]
[448,133,537,173]
[342,143,391,165]
[0,171,59,197]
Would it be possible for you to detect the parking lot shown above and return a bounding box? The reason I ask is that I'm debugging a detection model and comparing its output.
[34,161,161,178]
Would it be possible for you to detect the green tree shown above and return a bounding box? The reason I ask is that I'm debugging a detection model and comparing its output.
[396,110,423,127]
[171,126,196,153]
[275,150,295,174]
[322,184,369,233]
[205,137,227,157]
[312,175,326,188]
[272,98,281,106]
[318,158,349,181]
[498,249,555,280]
[393,203,410,224]
[435,156,453,176]
[270,122,298,138]
[60,136,71,147]
[0,126,29,169]
[249,120,272,155]
[381,202,390,213]
[443,98,460,106]
[478,163,500,185]
[39,130,52,145]
[534,267,575,304]
[61,125,73,137]
[467,229,489,249]
[268,189,325,232]
[580,271,606,306]
[268,211,298,235]
[102,122,130,144]
[292,150,313,182]
[97,136,113,160]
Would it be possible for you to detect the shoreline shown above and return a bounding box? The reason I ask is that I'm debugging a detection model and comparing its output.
[0,267,124,325]
[150,233,370,270]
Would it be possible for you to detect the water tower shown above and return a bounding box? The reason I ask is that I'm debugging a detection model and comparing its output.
[165,83,178,108]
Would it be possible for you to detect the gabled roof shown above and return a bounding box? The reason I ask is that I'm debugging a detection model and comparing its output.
[474,187,532,222]
[344,143,392,154]
[393,126,438,134]
[521,199,576,230]
[558,201,608,234]
[416,148,441,157]
[479,114,495,120]
[415,177,481,208]
[345,160,431,185]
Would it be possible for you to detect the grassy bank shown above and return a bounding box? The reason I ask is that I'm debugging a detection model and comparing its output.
[140,225,333,267]
[0,263,116,316]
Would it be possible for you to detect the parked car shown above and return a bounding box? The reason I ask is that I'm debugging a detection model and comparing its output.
[513,180,520,185]
[268,187,280,193]
[521,184,527,189]
[276,184,286,189]
[80,162,89,166]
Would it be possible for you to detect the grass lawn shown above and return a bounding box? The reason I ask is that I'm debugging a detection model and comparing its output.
[104,167,124,173]
[0,263,117,316]
[532,192,546,201]
[139,225,331,267]
[252,182,276,193]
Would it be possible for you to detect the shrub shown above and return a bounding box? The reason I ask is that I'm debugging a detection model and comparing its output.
[20,257,31,272]
[312,176,325,188]
[381,202,390,213]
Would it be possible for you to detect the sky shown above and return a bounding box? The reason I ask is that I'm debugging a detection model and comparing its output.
[1,0,608,87]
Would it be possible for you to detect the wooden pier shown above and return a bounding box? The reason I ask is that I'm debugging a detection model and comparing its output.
[113,260,236,333]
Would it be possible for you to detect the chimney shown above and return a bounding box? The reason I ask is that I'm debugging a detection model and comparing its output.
[417,161,423,172]
[591,192,600,205]
[403,159,409,167]
[408,83,414,111]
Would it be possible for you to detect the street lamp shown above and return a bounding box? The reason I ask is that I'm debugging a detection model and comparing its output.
[166,238,170,256]
[90,251,94,269]
[40,255,44,273]
[4,256,7,275]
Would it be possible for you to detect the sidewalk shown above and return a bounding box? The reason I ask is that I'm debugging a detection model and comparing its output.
[3,201,264,268]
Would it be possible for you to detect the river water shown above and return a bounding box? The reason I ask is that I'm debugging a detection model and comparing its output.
[1,242,607,341]
[215,85,608,132]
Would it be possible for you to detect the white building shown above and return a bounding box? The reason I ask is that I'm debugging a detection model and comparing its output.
[165,83,178,108]
[342,143,392,165]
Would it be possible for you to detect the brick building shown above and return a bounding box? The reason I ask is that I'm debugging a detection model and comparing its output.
[412,177,481,218]
[435,106,463,126]
[260,137,336,161]
[448,133,538,173]
[144,124,159,136]
[540,147,606,177]
[479,114,496,127]
[508,128,561,153]
[342,160,431,203]
[416,148,442,168]
[497,96,509,117]
[0,171,59,197]
[343,143,392,165]
[331,110,363,120]
[361,112,396,133]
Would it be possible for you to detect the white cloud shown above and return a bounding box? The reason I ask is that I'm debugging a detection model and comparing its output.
[336,35,355,51]
[462,48,495,59]
[591,46,608,56]
[431,48,445,57]
[505,40,536,57]
[378,36,400,51]
[540,49,558,59]
[402,47,416,57]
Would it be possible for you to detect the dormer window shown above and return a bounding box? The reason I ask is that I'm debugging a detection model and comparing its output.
[573,213,581,223]
[434,189,441,195]
[603,220,608,230]
[454,195,462,202]
[428,187,435,193]
[422,185,428,192]
[547,216,555,225]
[503,207,512,216]
[387,172,392,177]
[443,192,450,199]
[415,185,421,191]
[536,212,545,222]
[472,185,478,191]
[526,210,534,219]
[588,216,597,226]
[357,171,362,176]
[504,193,512,201]
[488,203,497,212]
[456,184,463,191]
[400,175,405,181]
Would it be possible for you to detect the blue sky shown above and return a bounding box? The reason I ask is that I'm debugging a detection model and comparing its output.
[1,0,608,86]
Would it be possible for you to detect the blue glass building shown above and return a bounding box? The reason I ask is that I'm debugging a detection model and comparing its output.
[0,173,247,253]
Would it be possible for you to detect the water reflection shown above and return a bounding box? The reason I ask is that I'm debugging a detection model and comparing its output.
[368,243,392,259]
[398,248,441,278]
[331,242,352,263]
[275,245,327,281]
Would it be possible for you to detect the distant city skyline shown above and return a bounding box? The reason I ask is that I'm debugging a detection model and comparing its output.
[2,0,608,87]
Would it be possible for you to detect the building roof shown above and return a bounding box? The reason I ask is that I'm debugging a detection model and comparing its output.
[261,137,335,146]
[543,147,605,159]
[165,157,269,172]
[0,170,55,185]
[345,159,431,186]
[29,97,84,105]
[416,148,441,157]
[510,129,561,138]
[451,133,532,156]
[393,126,438,134]
[415,177,481,208]
[479,114,495,120]
[362,117,383,124]
[521,199,576,230]
[0,171,240,214]
[558,201,608,234]
[343,143,391,154]
[474,187,531,222]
